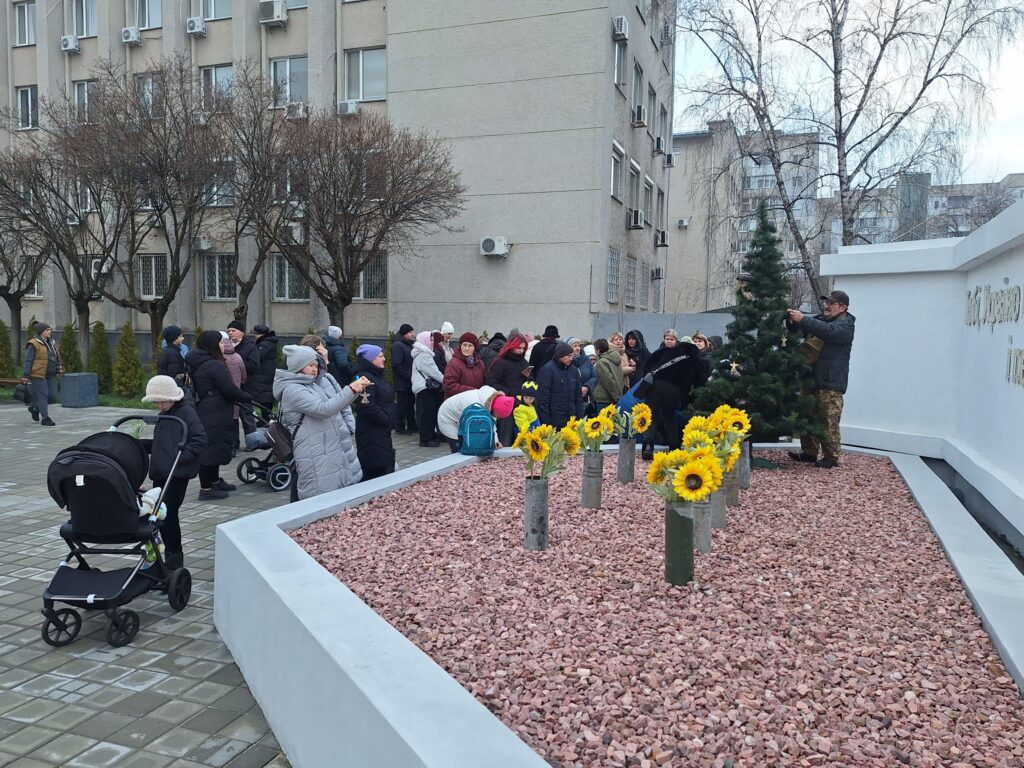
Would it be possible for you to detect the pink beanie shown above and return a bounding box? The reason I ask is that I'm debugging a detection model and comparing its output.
[491,396,515,419]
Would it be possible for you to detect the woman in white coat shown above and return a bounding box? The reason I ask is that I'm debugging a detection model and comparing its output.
[411,330,445,447]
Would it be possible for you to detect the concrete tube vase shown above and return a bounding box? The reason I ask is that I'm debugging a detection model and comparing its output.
[710,489,727,529]
[725,467,740,507]
[616,438,636,484]
[738,442,751,490]
[581,451,604,509]
[664,502,694,585]
[524,478,549,551]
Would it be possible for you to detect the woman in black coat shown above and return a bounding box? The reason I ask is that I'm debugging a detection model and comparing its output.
[157,326,188,380]
[624,329,650,375]
[485,333,530,445]
[184,331,253,501]
[641,332,705,457]
[352,345,396,481]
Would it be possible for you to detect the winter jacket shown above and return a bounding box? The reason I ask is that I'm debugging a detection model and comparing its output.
[443,351,486,398]
[572,353,597,397]
[411,341,445,395]
[272,369,358,499]
[624,330,650,374]
[391,336,414,392]
[248,333,279,405]
[24,337,60,379]
[324,336,353,385]
[184,349,253,466]
[437,385,499,442]
[486,351,529,396]
[157,343,188,379]
[222,340,247,420]
[528,338,559,373]
[234,338,260,378]
[313,372,361,488]
[477,337,504,369]
[513,400,539,434]
[145,400,207,482]
[535,357,583,428]
[787,311,856,393]
[593,349,624,404]
[351,357,396,472]
[643,342,706,407]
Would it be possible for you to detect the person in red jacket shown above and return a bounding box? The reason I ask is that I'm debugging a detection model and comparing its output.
[443,332,486,398]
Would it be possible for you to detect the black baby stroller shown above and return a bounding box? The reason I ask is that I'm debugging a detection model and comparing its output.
[40,415,192,648]
[236,407,295,492]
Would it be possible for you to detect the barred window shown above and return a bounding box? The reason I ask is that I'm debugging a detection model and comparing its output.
[640,260,650,310]
[204,254,236,300]
[624,255,637,307]
[652,273,662,312]
[606,248,621,304]
[355,254,387,300]
[139,254,168,299]
[273,253,309,301]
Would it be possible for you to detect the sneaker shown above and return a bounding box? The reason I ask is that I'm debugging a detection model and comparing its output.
[214,480,237,492]
[788,451,817,462]
[29,407,39,422]
[815,458,839,469]
[41,418,56,426]
[198,488,229,501]
[418,440,440,448]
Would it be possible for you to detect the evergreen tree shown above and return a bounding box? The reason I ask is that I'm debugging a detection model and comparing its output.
[88,322,114,393]
[57,324,83,373]
[0,320,15,378]
[384,331,394,386]
[113,322,145,397]
[348,335,360,362]
[692,204,821,441]
[192,327,203,349]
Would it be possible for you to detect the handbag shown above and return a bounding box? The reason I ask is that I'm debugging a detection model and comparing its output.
[425,377,442,390]
[13,382,29,404]
[266,414,306,462]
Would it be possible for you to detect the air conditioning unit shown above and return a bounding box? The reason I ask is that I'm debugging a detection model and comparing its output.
[60,35,81,54]
[337,100,360,117]
[631,105,648,128]
[144,213,163,229]
[195,234,212,251]
[664,153,676,168]
[259,0,288,27]
[661,22,675,44]
[628,209,645,230]
[655,229,669,247]
[67,212,82,227]
[480,236,510,257]
[678,218,690,229]
[653,136,665,156]
[285,102,308,120]
[651,267,665,280]
[612,16,629,40]
[278,221,304,246]
[285,201,306,219]
[186,17,208,37]
[121,26,143,46]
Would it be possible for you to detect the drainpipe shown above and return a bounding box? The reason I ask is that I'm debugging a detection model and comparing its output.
[704,130,715,311]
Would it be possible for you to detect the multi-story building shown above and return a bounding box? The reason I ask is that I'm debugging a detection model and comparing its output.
[2,0,676,346]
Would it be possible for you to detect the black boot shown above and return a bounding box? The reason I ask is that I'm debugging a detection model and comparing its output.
[641,442,654,461]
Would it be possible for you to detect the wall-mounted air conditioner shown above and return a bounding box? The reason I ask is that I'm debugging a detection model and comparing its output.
[480,236,510,257]
[196,234,212,251]
[651,267,665,280]
[337,100,360,117]
[60,35,81,54]
[612,16,629,41]
[186,17,208,37]
[631,105,648,128]
[628,209,645,230]
[655,229,669,247]
[677,218,690,229]
[259,0,288,28]
[285,102,308,120]
[653,136,665,156]
[121,26,143,46]
[664,154,676,168]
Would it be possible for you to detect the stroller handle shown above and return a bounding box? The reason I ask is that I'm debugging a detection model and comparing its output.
[113,414,190,450]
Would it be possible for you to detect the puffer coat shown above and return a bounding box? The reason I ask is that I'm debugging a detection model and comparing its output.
[352,357,396,473]
[787,311,856,393]
[486,351,529,396]
[273,369,359,499]
[535,357,583,428]
[411,340,444,395]
[442,351,486,398]
[184,349,253,466]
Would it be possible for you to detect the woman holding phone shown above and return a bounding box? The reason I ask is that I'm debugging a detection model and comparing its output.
[485,333,531,445]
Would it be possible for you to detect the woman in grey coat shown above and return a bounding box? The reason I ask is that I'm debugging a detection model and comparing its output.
[271,345,372,500]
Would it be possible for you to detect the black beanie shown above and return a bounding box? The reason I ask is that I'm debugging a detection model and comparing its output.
[162,325,183,344]
[543,325,559,339]
[33,321,51,335]
[253,324,270,336]
[554,342,573,359]
[227,320,245,333]
[398,323,414,336]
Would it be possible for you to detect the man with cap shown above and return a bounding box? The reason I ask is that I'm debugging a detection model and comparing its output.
[324,325,353,385]
[21,321,62,426]
[249,324,279,417]
[391,323,417,434]
[157,326,189,381]
[529,325,561,373]
[786,290,856,469]
[535,341,584,429]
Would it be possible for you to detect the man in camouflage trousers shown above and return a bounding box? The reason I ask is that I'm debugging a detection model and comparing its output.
[785,290,856,469]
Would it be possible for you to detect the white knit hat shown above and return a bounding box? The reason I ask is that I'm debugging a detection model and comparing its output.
[327,325,343,339]
[284,344,317,373]
[583,344,596,357]
[440,321,454,334]
[141,375,184,403]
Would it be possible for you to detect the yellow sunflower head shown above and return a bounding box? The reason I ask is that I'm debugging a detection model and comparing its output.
[683,429,714,449]
[599,404,618,421]
[631,403,652,433]
[534,424,555,441]
[566,416,582,432]
[671,457,719,502]
[662,449,691,468]
[684,415,712,434]
[597,415,615,434]
[560,426,581,456]
[726,408,751,434]
[584,417,606,439]
[687,444,717,463]
[513,430,529,450]
[647,452,669,484]
[524,432,550,462]
[723,442,742,471]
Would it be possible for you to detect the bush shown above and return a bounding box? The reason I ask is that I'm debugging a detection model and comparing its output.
[88,322,114,393]
[57,324,83,373]
[0,319,15,378]
[191,326,203,349]
[348,335,360,362]
[113,322,145,397]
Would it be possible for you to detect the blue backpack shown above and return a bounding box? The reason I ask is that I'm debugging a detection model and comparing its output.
[458,403,496,456]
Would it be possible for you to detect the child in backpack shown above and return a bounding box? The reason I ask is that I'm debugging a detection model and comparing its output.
[436,385,515,453]
[514,380,540,435]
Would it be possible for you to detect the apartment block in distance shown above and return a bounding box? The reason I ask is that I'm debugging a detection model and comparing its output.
[2,0,676,343]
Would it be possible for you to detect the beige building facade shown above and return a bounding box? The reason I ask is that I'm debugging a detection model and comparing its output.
[3,0,675,345]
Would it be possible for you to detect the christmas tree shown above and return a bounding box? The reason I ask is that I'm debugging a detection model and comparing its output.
[58,324,83,373]
[113,322,145,397]
[691,204,821,442]
[88,322,114,393]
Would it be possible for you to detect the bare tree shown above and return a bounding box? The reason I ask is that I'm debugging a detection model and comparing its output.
[678,0,1024,296]
[281,110,466,325]
[0,190,49,364]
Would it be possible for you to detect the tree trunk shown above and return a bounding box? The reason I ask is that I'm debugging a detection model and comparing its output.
[3,295,24,366]
[148,307,168,366]
[326,297,351,328]
[75,303,92,359]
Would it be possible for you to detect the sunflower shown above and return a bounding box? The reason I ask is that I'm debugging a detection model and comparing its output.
[687,444,717,463]
[684,415,712,434]
[671,457,719,502]
[597,415,616,435]
[584,417,607,439]
[534,424,555,441]
[566,416,582,432]
[524,432,550,462]
[662,449,692,468]
[631,403,652,434]
[683,429,714,448]
[722,442,742,471]
[512,430,529,450]
[560,426,581,456]
[647,452,669,484]
[726,408,751,434]
[599,403,619,421]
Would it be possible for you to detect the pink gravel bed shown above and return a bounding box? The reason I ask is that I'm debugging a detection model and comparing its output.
[291,451,1024,767]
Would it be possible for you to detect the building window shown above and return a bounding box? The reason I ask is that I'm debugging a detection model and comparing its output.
[200,64,233,110]
[643,179,654,221]
[76,180,95,212]
[204,254,237,300]
[613,41,627,87]
[640,260,650,310]
[656,188,665,230]
[646,86,656,134]
[355,254,387,300]
[139,254,168,299]
[628,164,640,210]
[658,105,669,144]
[652,270,661,312]
[205,160,235,207]
[136,74,165,118]
[345,48,387,102]
[624,256,637,307]
[15,2,36,46]
[273,254,309,301]
[136,0,161,29]
[606,248,621,304]
[73,0,97,38]
[25,276,42,298]
[271,56,308,106]
[286,0,308,6]
[73,80,97,123]
[611,144,624,200]
[632,61,643,109]
[16,86,38,129]
[201,0,231,19]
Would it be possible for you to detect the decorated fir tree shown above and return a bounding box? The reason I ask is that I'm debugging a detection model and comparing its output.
[692,204,821,442]
[58,324,83,373]
[88,322,114,393]
[0,320,15,378]
[113,322,145,397]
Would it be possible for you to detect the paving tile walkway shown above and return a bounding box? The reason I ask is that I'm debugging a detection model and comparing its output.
[0,402,447,768]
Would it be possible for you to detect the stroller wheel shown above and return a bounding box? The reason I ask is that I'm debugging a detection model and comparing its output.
[267,463,292,492]
[105,609,140,647]
[167,568,192,612]
[41,608,82,647]
[237,457,262,484]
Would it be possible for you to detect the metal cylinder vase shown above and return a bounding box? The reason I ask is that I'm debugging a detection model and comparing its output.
[664,502,695,585]
[738,441,751,490]
[710,488,727,529]
[524,478,549,551]
[616,438,636,484]
[581,451,604,509]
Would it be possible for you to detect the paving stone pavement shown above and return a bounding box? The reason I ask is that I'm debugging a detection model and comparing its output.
[0,402,448,768]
